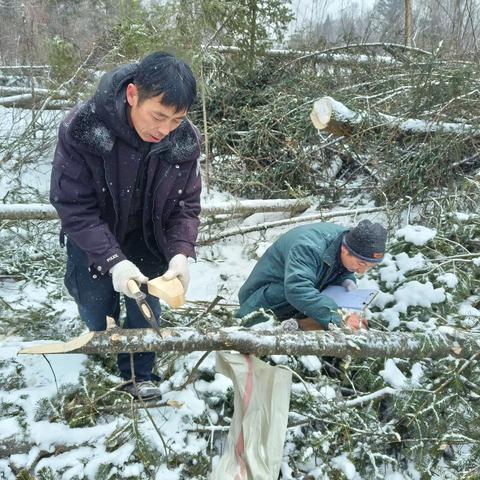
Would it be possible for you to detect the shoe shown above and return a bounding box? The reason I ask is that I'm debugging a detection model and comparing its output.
[122,381,162,400]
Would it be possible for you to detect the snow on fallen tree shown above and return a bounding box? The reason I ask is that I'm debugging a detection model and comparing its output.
[207,45,399,65]
[198,205,387,244]
[0,93,37,106]
[0,199,313,221]
[208,42,433,65]
[0,94,74,109]
[18,325,480,360]
[310,96,479,137]
[0,86,68,97]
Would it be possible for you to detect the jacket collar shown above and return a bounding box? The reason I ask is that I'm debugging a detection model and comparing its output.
[322,231,346,268]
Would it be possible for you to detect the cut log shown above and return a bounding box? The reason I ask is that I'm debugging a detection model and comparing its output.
[311,96,478,137]
[0,199,312,221]
[17,326,480,360]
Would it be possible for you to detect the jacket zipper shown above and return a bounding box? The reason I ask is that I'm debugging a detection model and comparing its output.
[104,141,171,236]
[104,170,119,235]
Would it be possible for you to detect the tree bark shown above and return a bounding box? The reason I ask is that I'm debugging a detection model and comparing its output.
[18,326,480,360]
[0,199,313,221]
[311,96,477,137]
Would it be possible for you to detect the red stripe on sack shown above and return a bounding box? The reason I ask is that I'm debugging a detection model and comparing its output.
[234,355,254,480]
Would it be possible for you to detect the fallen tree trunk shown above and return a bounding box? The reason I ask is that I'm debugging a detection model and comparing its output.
[0,199,313,221]
[208,45,398,65]
[199,205,387,244]
[0,93,35,106]
[0,96,74,109]
[0,65,50,73]
[310,96,478,137]
[0,86,68,97]
[18,325,479,359]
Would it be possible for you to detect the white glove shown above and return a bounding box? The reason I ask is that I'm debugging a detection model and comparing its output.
[162,254,189,291]
[342,279,357,292]
[109,260,148,298]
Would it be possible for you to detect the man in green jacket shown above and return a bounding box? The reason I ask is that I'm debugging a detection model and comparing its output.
[237,220,387,331]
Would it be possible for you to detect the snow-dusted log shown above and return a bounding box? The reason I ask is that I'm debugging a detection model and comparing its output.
[18,325,480,359]
[0,95,73,109]
[0,65,50,73]
[203,198,312,215]
[208,45,398,65]
[0,86,68,97]
[0,199,313,221]
[310,96,479,137]
[208,42,434,64]
[0,93,34,106]
[0,203,57,220]
[199,206,386,244]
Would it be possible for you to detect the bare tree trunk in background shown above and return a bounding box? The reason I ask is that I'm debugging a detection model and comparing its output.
[248,0,258,69]
[405,0,413,47]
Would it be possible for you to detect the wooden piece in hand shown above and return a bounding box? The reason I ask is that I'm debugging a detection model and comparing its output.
[147,276,185,309]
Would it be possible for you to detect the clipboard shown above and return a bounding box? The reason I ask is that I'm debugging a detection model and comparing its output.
[321,285,378,311]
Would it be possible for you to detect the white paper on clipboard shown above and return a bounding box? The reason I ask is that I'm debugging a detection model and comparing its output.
[321,285,378,310]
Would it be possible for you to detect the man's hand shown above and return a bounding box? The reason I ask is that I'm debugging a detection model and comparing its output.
[342,279,357,291]
[345,313,368,331]
[109,260,148,298]
[162,254,190,291]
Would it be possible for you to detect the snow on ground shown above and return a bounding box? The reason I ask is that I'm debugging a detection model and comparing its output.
[395,225,437,246]
[0,137,475,478]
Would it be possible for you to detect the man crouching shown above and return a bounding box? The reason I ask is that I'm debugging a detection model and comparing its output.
[236,220,387,331]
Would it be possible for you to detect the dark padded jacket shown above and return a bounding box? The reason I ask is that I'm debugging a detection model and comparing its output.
[50,64,201,273]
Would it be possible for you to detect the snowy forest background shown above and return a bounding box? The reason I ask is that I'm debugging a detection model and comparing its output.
[1,0,480,479]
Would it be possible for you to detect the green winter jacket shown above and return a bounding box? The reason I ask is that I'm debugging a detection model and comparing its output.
[237,222,356,328]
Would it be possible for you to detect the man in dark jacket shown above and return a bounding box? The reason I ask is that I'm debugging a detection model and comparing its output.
[237,220,387,331]
[50,52,201,399]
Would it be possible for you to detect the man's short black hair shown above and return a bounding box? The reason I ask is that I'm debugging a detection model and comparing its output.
[134,51,196,112]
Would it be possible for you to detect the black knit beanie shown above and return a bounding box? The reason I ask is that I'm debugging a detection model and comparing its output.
[343,220,387,263]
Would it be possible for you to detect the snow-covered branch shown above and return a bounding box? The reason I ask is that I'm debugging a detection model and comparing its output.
[343,387,397,407]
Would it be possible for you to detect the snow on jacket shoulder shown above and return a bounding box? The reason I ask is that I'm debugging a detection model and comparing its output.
[50,103,127,272]
[50,74,201,272]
